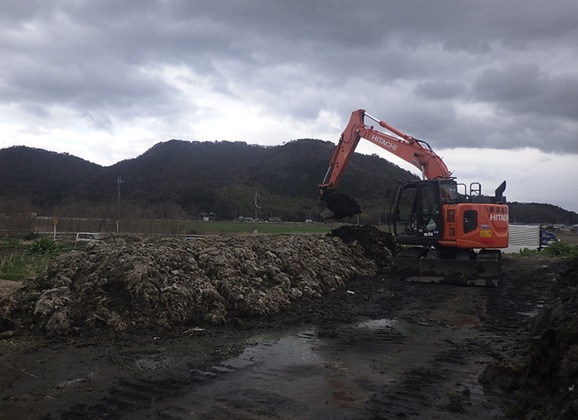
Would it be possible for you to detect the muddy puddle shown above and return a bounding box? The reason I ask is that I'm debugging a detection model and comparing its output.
[0,310,515,419]
[141,312,507,419]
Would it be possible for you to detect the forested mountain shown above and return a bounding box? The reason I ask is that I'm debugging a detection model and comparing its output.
[508,202,578,225]
[0,140,577,225]
[0,146,102,210]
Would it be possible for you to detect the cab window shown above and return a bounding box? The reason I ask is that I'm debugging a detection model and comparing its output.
[463,210,478,233]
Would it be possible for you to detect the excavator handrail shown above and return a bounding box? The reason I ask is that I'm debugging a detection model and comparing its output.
[320,109,452,190]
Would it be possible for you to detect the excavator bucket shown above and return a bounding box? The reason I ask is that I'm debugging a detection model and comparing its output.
[318,189,361,220]
[395,247,501,287]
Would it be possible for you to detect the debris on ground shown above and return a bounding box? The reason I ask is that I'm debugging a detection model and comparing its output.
[0,229,395,336]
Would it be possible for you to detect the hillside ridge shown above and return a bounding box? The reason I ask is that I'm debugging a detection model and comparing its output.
[0,140,576,224]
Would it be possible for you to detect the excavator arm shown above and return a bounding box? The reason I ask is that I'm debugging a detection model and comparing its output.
[320,109,452,190]
[319,109,453,219]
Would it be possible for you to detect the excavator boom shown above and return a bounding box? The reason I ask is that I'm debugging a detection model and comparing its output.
[320,109,451,190]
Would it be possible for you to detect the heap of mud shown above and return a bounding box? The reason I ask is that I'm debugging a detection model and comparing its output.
[330,224,400,267]
[483,256,578,419]
[0,227,396,337]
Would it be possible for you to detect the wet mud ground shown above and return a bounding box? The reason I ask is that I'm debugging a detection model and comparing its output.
[0,254,568,419]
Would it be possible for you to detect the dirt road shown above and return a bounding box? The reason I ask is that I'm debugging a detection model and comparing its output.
[0,253,567,419]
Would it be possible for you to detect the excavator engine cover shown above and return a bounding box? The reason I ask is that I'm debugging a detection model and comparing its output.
[395,247,501,287]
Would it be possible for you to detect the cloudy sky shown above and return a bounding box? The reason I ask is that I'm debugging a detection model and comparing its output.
[1,1,577,212]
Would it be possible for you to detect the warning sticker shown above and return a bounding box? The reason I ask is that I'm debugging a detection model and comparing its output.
[480,229,493,238]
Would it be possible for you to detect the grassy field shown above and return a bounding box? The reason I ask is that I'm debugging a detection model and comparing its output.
[0,239,49,281]
[183,221,365,236]
[557,231,578,245]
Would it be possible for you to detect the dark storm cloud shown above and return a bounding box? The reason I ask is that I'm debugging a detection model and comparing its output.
[474,65,578,121]
[1,0,578,152]
[415,81,466,101]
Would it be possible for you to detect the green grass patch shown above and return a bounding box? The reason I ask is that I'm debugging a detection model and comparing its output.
[27,238,68,255]
[0,252,54,280]
[518,241,578,258]
[541,241,578,257]
[0,237,72,281]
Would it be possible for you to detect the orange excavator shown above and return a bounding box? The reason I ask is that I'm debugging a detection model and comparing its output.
[319,109,509,286]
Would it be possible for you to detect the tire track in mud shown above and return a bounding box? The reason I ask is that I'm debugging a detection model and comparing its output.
[351,269,530,418]
[62,365,220,419]
[479,256,562,360]
[362,343,503,419]
[359,256,563,419]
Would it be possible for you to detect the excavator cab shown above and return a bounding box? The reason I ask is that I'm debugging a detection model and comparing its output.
[393,180,444,243]
[392,180,462,243]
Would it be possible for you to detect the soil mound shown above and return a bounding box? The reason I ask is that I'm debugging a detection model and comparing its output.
[0,231,394,337]
[329,225,399,269]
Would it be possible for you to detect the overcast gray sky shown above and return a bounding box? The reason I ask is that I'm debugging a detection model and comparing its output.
[1,0,577,213]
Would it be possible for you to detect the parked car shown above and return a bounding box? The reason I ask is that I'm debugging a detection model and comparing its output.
[75,232,104,242]
[540,230,560,246]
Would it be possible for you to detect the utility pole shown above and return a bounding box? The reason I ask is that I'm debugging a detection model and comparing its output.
[116,176,123,234]
[254,191,261,220]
